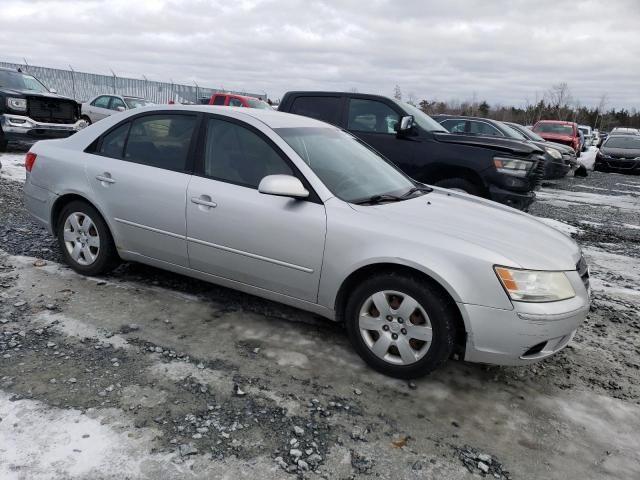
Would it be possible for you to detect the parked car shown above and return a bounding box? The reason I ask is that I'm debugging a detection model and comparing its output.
[278,92,545,211]
[609,127,640,136]
[532,120,582,156]
[208,93,271,109]
[80,95,154,127]
[0,67,81,152]
[578,125,593,148]
[505,121,578,170]
[23,105,590,378]
[595,135,640,174]
[433,114,571,179]
[597,131,609,147]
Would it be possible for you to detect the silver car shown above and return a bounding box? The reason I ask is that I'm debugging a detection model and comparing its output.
[80,94,154,127]
[23,106,590,378]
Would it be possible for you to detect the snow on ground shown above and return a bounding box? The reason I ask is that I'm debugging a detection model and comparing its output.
[0,152,26,183]
[536,189,640,211]
[578,146,597,170]
[536,217,581,236]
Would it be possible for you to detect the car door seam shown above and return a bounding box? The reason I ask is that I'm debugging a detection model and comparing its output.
[114,217,185,240]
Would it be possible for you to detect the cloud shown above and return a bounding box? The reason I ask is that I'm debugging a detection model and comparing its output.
[1,0,638,108]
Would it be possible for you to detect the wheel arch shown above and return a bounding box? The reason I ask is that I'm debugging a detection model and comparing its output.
[334,262,467,352]
[50,192,114,239]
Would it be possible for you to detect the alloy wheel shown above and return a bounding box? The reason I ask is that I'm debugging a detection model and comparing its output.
[63,212,100,266]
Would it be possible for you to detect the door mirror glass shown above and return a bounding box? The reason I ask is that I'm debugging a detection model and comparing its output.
[258,175,309,199]
[116,106,126,112]
[398,115,414,132]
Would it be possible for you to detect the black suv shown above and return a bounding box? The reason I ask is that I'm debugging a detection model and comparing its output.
[278,92,545,210]
[433,114,573,179]
[0,67,81,152]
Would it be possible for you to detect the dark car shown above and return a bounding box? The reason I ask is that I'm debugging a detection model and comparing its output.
[505,121,577,172]
[0,67,81,151]
[433,115,571,179]
[595,135,640,174]
[279,92,545,210]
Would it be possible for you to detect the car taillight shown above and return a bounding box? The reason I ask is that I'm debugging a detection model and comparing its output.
[25,152,37,172]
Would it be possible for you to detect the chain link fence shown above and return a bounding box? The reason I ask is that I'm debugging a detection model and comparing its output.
[1,61,266,105]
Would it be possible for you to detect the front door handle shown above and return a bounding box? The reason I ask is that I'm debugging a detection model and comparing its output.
[191,195,217,208]
[96,173,115,184]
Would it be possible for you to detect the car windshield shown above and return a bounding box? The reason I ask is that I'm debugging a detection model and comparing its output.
[0,70,49,93]
[603,136,640,149]
[276,127,417,203]
[391,100,448,132]
[124,97,155,109]
[534,123,574,136]
[509,123,544,141]
[578,127,590,135]
[247,98,272,110]
[501,123,528,140]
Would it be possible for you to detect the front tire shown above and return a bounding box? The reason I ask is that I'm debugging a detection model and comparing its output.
[56,201,119,275]
[345,273,456,378]
[78,116,92,129]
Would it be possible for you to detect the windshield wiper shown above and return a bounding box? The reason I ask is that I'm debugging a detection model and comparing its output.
[400,185,433,198]
[353,194,404,205]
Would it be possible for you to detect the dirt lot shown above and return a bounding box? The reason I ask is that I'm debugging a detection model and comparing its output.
[1,149,639,479]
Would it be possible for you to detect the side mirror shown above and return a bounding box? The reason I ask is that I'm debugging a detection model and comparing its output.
[116,106,126,112]
[49,88,57,94]
[258,175,309,199]
[396,115,414,133]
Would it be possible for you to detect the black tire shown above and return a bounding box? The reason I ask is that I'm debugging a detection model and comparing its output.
[433,177,481,196]
[0,130,7,153]
[344,273,456,378]
[79,116,92,128]
[56,200,120,276]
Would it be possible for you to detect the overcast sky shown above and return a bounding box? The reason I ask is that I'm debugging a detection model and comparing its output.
[1,0,639,108]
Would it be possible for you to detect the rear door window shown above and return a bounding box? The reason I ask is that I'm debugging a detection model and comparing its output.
[123,114,197,171]
[290,96,342,125]
[440,119,467,134]
[468,120,502,136]
[212,95,226,105]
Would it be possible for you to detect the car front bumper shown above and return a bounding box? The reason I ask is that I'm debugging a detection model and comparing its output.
[487,184,536,211]
[1,113,81,143]
[594,157,640,174]
[459,270,589,366]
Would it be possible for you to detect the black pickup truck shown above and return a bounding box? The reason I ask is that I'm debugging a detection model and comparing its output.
[278,92,545,210]
[0,67,81,152]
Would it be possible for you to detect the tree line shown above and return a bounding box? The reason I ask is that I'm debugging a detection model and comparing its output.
[394,83,640,131]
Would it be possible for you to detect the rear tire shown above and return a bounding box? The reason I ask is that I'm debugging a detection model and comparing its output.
[433,177,481,196]
[56,201,120,276]
[344,273,456,378]
[78,116,92,129]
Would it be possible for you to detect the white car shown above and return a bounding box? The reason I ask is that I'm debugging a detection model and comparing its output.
[80,95,154,127]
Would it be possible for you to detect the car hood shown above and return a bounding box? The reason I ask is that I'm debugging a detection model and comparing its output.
[537,132,574,142]
[351,189,580,271]
[601,147,640,158]
[545,141,575,154]
[432,132,542,155]
[0,88,77,103]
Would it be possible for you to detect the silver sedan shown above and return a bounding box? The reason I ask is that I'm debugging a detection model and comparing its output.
[23,106,590,378]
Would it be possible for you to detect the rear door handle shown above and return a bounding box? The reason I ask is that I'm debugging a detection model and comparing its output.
[96,173,115,184]
[191,195,217,208]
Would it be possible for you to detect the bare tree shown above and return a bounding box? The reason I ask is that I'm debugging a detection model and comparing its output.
[407,92,417,106]
[393,85,402,101]
[594,93,608,129]
[547,83,573,120]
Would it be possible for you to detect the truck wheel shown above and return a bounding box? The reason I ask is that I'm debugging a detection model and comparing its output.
[433,178,480,196]
[344,273,456,378]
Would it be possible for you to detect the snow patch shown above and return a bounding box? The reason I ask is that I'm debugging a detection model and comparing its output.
[536,189,640,211]
[577,146,597,170]
[0,152,27,183]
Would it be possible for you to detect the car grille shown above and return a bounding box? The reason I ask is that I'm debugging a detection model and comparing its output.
[577,255,589,291]
[27,98,78,124]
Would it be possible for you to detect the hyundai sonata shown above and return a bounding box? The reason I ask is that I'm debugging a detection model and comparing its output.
[23,106,590,378]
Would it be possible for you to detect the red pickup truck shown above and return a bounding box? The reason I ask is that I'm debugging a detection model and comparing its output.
[532,120,581,156]
[208,93,271,109]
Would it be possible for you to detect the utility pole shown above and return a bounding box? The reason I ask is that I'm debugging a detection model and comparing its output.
[109,68,117,94]
[69,65,76,100]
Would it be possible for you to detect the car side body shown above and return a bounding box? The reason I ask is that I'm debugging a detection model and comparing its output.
[81,95,155,126]
[23,106,590,375]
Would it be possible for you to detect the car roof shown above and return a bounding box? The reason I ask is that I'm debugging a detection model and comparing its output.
[535,120,574,125]
[122,105,333,129]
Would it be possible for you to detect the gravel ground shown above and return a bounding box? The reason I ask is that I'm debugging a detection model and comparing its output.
[1,151,639,479]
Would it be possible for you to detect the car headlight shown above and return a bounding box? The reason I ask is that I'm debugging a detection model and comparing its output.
[494,266,575,302]
[7,97,27,112]
[493,157,534,177]
[545,147,562,160]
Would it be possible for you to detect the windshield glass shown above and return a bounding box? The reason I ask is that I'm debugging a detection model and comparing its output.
[510,124,545,142]
[276,127,416,203]
[603,136,640,149]
[124,97,155,109]
[391,100,448,132]
[0,70,49,93]
[578,127,590,135]
[534,123,574,136]
[247,98,272,110]
[501,123,527,140]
